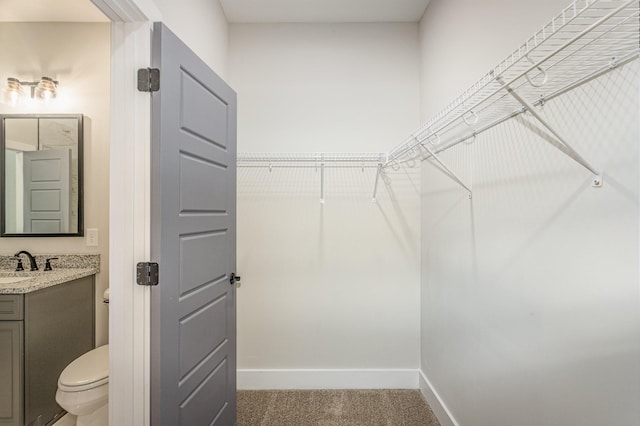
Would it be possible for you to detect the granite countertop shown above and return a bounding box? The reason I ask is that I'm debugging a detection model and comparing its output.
[0,254,100,294]
[0,268,100,294]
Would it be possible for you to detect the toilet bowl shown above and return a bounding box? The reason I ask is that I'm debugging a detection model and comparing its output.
[56,345,109,426]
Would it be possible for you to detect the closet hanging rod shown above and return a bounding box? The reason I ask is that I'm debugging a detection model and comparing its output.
[400,49,639,166]
[388,1,636,164]
[237,152,387,165]
[536,50,639,100]
[387,0,591,150]
[386,0,638,165]
[237,164,382,169]
[490,0,635,95]
[237,152,389,204]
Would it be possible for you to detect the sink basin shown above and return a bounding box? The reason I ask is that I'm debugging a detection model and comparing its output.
[0,276,33,284]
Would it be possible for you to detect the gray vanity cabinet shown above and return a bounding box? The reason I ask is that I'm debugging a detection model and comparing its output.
[0,320,22,425]
[0,276,95,426]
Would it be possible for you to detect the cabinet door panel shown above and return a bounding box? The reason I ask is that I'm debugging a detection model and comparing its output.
[24,276,94,425]
[0,321,23,426]
[0,296,22,321]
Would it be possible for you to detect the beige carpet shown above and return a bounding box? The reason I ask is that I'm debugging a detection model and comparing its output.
[237,389,441,426]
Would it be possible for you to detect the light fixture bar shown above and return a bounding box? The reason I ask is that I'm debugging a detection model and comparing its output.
[3,76,58,105]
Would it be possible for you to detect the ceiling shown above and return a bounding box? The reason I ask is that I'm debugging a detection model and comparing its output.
[0,0,431,24]
[0,0,108,22]
[219,0,432,23]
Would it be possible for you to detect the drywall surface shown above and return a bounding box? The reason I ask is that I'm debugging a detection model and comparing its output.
[152,0,229,79]
[0,23,111,346]
[419,1,640,425]
[230,23,422,379]
[236,167,421,375]
[230,23,420,153]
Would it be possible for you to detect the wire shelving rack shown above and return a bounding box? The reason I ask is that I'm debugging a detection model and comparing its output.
[385,0,639,191]
[237,152,386,167]
[238,152,388,203]
[238,0,640,199]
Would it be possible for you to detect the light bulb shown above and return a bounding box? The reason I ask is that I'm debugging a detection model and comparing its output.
[9,90,18,106]
[4,78,24,106]
[35,77,57,102]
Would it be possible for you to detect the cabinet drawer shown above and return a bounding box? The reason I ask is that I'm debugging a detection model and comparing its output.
[0,295,23,320]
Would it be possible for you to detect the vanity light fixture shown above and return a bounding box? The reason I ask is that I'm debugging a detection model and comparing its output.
[3,76,58,105]
[3,78,23,106]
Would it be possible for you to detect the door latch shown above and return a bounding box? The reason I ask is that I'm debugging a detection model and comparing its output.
[137,262,159,286]
[229,273,241,285]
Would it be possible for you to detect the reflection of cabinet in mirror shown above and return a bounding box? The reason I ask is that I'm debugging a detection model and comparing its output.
[1,115,83,236]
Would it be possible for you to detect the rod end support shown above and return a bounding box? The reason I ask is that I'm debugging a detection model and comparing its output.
[592,174,603,188]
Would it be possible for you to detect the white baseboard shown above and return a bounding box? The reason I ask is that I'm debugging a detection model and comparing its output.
[237,369,419,390]
[419,370,458,426]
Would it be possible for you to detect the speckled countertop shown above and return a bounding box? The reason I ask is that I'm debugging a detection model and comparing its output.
[0,254,100,294]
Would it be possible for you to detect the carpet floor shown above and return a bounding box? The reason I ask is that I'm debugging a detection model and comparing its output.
[237,389,441,426]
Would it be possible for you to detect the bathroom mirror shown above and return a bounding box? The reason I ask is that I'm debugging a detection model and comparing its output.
[0,114,83,236]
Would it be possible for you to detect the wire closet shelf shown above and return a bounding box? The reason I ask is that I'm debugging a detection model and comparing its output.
[238,152,389,203]
[237,0,640,196]
[386,0,639,179]
[237,152,387,168]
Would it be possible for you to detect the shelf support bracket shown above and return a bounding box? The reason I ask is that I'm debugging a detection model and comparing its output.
[320,162,325,204]
[420,142,472,195]
[372,163,383,203]
[496,76,601,181]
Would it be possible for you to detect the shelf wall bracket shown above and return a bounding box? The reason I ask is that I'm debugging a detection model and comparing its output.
[372,163,383,203]
[420,142,472,195]
[495,75,601,181]
[320,162,325,204]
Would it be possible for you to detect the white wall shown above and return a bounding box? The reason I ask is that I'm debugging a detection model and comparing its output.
[152,0,229,79]
[419,1,640,425]
[0,23,111,346]
[230,23,423,386]
[230,23,420,153]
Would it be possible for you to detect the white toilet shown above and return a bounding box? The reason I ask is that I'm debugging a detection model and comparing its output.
[56,288,110,425]
[56,345,109,426]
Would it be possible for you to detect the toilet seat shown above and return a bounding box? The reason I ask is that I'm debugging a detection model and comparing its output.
[58,345,109,392]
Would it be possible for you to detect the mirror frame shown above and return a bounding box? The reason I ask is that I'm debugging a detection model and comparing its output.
[0,114,84,237]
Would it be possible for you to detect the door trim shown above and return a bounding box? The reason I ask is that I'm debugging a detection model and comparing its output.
[108,20,152,426]
[90,0,160,425]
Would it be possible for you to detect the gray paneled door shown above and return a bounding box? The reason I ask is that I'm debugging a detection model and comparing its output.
[150,22,237,426]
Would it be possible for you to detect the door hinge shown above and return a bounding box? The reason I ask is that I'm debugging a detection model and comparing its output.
[136,262,159,286]
[137,68,160,92]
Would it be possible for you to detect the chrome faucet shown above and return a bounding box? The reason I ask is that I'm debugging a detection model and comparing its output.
[14,250,38,271]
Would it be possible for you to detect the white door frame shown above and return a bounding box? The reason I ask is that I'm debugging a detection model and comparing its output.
[90,0,160,425]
